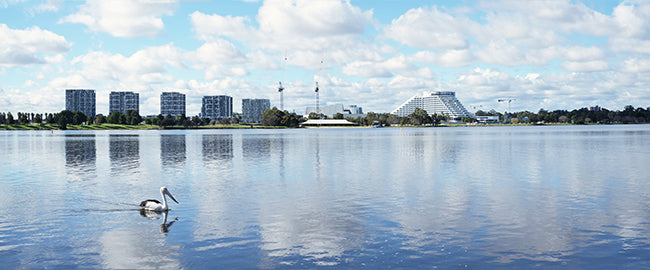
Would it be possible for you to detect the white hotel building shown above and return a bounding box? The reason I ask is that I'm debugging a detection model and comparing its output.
[391,91,471,119]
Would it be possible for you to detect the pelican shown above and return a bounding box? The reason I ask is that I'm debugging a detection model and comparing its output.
[140,187,179,211]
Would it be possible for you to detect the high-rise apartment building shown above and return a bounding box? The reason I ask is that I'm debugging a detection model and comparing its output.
[242,98,270,123]
[160,92,186,117]
[109,91,139,114]
[65,89,96,117]
[201,95,233,121]
[391,91,471,119]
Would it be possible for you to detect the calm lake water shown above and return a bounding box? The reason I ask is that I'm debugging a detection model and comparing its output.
[0,125,649,269]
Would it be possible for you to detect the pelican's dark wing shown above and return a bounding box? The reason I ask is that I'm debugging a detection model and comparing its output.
[140,199,161,207]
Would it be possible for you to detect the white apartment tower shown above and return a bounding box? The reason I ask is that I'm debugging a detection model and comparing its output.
[65,89,96,117]
[202,95,233,121]
[109,91,139,114]
[160,92,186,117]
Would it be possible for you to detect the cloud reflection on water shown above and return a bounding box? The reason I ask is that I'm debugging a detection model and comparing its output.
[1,127,649,268]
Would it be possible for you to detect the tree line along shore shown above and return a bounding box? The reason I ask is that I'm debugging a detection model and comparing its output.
[1,105,649,130]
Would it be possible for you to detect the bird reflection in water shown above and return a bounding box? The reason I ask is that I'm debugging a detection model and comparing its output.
[139,209,179,233]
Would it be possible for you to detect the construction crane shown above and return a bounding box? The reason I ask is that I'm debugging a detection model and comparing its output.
[278,81,285,111]
[315,81,320,117]
[498,98,516,112]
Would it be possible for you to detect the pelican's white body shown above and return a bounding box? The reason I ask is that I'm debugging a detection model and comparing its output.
[140,187,178,211]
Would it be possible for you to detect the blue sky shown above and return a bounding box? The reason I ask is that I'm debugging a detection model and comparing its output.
[1,0,648,116]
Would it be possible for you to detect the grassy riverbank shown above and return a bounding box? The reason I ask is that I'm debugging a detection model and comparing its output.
[1,122,635,130]
[0,123,290,130]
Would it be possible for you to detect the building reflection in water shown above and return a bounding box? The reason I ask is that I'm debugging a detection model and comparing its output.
[109,134,140,172]
[242,135,271,160]
[201,134,233,162]
[160,134,186,167]
[65,134,96,180]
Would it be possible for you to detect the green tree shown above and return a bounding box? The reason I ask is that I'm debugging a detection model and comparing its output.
[95,115,107,124]
[262,107,285,126]
[386,114,400,126]
[431,113,446,126]
[281,113,302,127]
[125,110,142,125]
[333,112,344,119]
[57,110,74,129]
[46,113,55,124]
[191,115,202,126]
[182,117,192,127]
[217,118,231,125]
[364,112,379,126]
[161,114,175,127]
[18,112,29,124]
[33,114,43,124]
[72,111,87,125]
[308,112,326,119]
[107,111,123,124]
[7,112,15,125]
[462,116,474,123]
[408,108,432,125]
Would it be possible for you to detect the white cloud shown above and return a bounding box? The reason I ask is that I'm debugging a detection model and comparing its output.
[189,11,253,42]
[621,58,650,73]
[476,39,528,66]
[246,50,281,70]
[190,0,378,69]
[387,75,427,89]
[204,66,249,80]
[562,46,605,61]
[341,54,435,79]
[61,0,177,38]
[24,79,38,87]
[0,24,71,66]
[257,0,372,38]
[5,0,650,115]
[436,50,474,67]
[449,66,650,112]
[186,38,251,80]
[561,60,609,72]
[342,61,392,78]
[0,0,25,8]
[407,50,474,68]
[384,6,470,50]
[612,2,650,39]
[191,39,247,65]
[190,0,374,51]
[32,45,187,114]
[28,0,62,15]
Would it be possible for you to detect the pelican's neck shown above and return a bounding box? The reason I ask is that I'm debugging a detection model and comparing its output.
[160,189,168,210]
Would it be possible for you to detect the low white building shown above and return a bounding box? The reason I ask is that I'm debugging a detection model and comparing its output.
[475,115,500,123]
[305,104,365,118]
[300,119,356,127]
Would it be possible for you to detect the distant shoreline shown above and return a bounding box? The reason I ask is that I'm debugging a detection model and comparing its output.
[0,123,289,130]
[1,122,646,131]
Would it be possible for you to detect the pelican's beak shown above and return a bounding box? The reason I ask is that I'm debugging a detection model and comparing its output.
[164,189,179,204]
